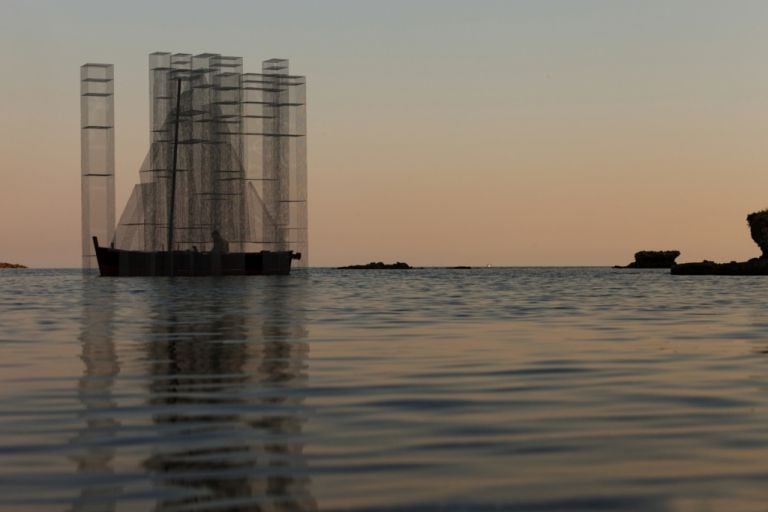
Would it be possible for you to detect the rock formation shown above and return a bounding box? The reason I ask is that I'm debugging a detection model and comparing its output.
[616,250,680,269]
[671,258,768,275]
[338,261,412,270]
[0,262,27,269]
[747,210,768,257]
[672,209,768,275]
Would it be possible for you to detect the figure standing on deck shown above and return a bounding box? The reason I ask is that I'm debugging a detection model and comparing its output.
[212,230,229,255]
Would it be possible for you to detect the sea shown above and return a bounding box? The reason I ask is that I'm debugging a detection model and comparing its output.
[2,267,768,511]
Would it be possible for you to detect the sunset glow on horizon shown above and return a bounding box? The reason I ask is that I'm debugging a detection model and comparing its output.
[3,0,768,267]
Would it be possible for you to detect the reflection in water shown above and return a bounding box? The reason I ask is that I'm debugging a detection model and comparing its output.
[22,268,768,509]
[142,278,316,511]
[72,278,121,512]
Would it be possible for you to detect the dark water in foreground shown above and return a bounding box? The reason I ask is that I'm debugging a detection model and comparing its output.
[3,268,768,511]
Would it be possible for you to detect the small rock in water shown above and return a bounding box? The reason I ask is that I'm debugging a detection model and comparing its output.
[338,261,412,270]
[0,262,27,269]
[616,250,680,269]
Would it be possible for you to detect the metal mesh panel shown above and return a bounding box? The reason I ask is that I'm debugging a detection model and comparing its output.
[113,52,308,272]
[81,64,115,269]
[261,59,308,264]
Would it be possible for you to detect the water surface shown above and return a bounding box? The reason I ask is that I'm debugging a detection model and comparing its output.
[2,268,768,511]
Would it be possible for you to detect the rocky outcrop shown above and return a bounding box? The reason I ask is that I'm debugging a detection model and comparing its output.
[338,261,412,269]
[673,209,768,275]
[616,250,680,269]
[671,258,768,275]
[0,262,27,269]
[747,210,768,257]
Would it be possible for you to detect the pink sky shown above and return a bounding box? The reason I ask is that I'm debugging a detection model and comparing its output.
[2,1,768,267]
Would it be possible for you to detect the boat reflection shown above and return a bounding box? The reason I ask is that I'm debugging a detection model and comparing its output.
[72,277,121,512]
[142,278,316,511]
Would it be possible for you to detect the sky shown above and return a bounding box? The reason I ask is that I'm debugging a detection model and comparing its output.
[2,0,768,267]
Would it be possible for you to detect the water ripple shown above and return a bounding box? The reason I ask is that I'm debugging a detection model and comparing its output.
[3,268,768,510]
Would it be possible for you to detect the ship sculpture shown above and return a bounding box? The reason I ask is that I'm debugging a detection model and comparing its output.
[81,53,307,276]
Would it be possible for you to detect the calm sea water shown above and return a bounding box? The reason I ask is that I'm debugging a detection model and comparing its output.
[3,268,768,511]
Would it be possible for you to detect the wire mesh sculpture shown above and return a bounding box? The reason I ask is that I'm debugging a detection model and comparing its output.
[83,52,308,275]
[115,53,308,265]
[80,64,116,270]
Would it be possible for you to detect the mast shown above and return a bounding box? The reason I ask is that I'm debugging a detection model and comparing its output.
[167,78,182,276]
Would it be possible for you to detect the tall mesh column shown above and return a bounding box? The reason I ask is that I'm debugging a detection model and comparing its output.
[167,54,192,257]
[261,59,308,265]
[212,56,245,255]
[81,63,116,270]
[287,72,307,265]
[240,72,267,253]
[146,52,172,251]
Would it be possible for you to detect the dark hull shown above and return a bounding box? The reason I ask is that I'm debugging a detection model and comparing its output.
[93,238,299,277]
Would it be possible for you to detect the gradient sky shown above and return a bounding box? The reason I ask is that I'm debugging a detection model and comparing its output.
[3,0,768,267]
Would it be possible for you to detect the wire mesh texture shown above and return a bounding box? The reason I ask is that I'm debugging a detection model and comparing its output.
[81,64,116,269]
[83,52,307,270]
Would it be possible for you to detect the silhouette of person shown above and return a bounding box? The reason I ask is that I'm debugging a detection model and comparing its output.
[211,230,229,254]
[210,230,229,275]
